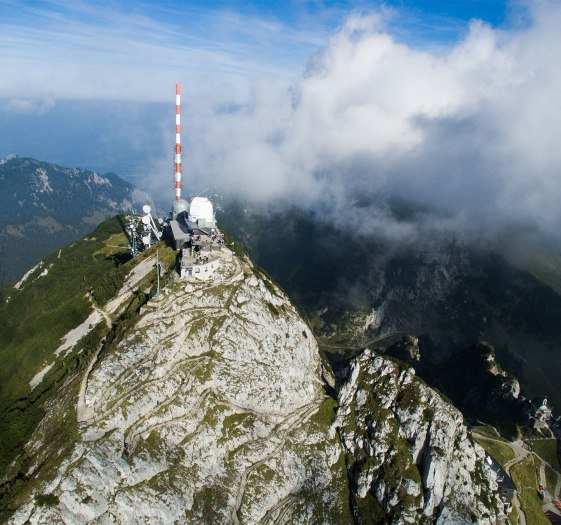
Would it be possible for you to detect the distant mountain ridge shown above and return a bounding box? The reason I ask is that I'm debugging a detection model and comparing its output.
[0,156,148,287]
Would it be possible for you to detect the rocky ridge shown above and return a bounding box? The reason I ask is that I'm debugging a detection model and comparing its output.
[335,350,508,524]
[8,245,507,524]
[10,250,349,524]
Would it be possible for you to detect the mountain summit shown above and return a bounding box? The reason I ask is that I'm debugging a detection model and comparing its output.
[2,218,506,524]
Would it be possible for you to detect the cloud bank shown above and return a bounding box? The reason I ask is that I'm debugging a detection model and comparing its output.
[2,1,560,246]
[184,2,561,243]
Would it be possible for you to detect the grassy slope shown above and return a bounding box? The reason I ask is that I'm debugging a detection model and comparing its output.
[544,465,558,495]
[0,218,132,472]
[472,425,510,442]
[473,435,516,467]
[530,439,561,472]
[0,217,182,520]
[508,501,520,525]
[510,456,549,525]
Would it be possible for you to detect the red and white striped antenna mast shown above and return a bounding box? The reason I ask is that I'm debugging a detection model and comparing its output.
[174,82,182,200]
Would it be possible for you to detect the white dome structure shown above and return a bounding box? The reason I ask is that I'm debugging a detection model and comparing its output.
[189,197,215,225]
[172,199,189,217]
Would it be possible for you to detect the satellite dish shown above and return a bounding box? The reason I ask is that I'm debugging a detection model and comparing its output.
[143,204,151,214]
[142,236,151,245]
[141,215,150,225]
[158,218,163,224]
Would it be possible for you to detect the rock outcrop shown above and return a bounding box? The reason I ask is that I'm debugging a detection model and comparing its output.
[335,350,508,524]
[10,252,349,524]
[8,246,508,524]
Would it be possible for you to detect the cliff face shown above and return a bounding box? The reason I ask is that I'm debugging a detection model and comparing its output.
[220,203,561,412]
[7,240,506,524]
[335,351,508,525]
[10,251,350,524]
[384,338,527,436]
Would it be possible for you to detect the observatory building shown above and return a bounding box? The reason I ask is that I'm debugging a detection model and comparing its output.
[169,196,217,250]
[166,83,228,281]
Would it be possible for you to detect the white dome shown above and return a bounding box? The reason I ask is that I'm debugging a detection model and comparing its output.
[189,197,215,223]
[172,199,189,215]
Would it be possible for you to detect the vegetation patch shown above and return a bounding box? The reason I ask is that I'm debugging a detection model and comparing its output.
[220,412,256,444]
[94,231,129,257]
[529,439,561,472]
[544,464,558,495]
[192,484,232,523]
[350,491,386,525]
[221,231,247,260]
[507,500,519,525]
[473,435,516,467]
[309,397,337,429]
[266,301,279,317]
[34,493,60,507]
[510,456,549,525]
[472,425,509,442]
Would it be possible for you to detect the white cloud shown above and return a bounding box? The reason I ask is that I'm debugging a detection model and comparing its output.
[3,0,561,244]
[184,2,561,242]
[4,95,55,114]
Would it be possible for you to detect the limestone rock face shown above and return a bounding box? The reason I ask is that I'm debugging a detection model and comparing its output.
[11,254,349,524]
[335,350,508,525]
[8,248,509,525]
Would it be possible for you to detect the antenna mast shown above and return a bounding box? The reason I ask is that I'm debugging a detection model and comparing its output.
[175,83,182,201]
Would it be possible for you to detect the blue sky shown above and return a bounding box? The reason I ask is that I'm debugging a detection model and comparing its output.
[0,0,517,179]
[0,0,516,103]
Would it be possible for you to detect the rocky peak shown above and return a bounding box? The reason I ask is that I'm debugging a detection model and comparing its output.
[335,350,508,524]
[386,335,421,363]
[4,232,510,524]
[10,251,350,524]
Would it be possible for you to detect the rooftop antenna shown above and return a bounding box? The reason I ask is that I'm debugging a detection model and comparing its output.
[143,204,161,237]
[175,82,182,201]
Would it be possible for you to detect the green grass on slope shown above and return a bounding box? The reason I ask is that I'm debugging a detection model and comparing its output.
[472,425,510,442]
[473,435,516,467]
[529,439,561,472]
[0,223,178,520]
[510,456,549,525]
[0,218,130,474]
[508,499,520,525]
